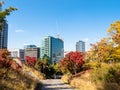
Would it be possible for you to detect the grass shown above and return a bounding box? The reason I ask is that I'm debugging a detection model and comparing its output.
[61,63,120,90]
[61,73,72,84]
[0,64,45,90]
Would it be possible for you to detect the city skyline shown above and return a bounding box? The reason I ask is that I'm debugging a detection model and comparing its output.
[3,0,120,51]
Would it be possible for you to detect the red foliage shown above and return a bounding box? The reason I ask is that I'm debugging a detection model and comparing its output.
[59,51,85,74]
[25,56,37,66]
[0,49,22,70]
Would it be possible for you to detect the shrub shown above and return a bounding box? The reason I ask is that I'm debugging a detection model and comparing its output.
[91,63,110,82]
[61,73,72,84]
[25,56,37,66]
[91,63,120,90]
[59,51,84,74]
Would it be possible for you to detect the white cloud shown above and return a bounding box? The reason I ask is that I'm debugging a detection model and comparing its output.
[15,29,24,33]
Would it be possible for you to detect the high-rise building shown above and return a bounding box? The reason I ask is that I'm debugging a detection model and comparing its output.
[0,0,8,49]
[24,45,40,59]
[40,36,64,64]
[76,40,85,52]
[0,20,8,49]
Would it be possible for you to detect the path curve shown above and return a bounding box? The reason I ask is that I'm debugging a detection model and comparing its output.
[41,79,76,90]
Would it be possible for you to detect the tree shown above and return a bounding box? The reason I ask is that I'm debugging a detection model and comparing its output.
[41,54,51,64]
[0,1,17,31]
[96,38,113,63]
[108,21,120,45]
[86,21,120,65]
[34,59,43,71]
[86,38,114,65]
[107,21,120,62]
[35,57,49,73]
[59,51,84,74]
[0,49,22,70]
[25,56,37,66]
[0,49,11,68]
[109,45,120,62]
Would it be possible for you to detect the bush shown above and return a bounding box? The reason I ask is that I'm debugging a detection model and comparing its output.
[91,63,110,82]
[91,63,120,90]
[61,73,72,84]
[105,63,120,84]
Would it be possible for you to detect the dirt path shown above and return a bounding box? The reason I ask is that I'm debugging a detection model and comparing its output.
[41,79,76,90]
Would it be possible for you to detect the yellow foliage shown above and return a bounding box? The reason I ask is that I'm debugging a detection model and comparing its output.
[70,78,97,90]
[61,73,72,84]
[108,21,120,44]
[108,21,120,33]
[23,64,45,80]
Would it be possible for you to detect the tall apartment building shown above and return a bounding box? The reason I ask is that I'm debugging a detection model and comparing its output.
[76,40,85,52]
[0,20,8,49]
[40,36,64,64]
[24,45,40,59]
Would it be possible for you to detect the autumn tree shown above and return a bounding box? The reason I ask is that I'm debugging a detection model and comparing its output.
[0,49,11,68]
[86,38,114,66]
[25,56,37,66]
[0,49,22,79]
[59,51,84,74]
[0,49,21,70]
[108,21,120,45]
[86,21,120,65]
[107,21,120,62]
[109,46,120,62]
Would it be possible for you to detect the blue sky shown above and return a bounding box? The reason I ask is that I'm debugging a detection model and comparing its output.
[2,0,120,51]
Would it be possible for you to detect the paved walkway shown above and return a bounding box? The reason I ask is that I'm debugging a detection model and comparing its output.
[41,79,76,90]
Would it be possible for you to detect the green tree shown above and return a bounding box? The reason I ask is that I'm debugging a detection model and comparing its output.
[42,54,49,65]
[0,1,17,31]
[35,57,49,77]
[34,59,43,71]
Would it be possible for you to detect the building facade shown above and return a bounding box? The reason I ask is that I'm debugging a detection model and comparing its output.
[40,36,64,64]
[76,40,85,52]
[24,45,37,49]
[10,49,25,61]
[24,45,40,59]
[0,20,8,49]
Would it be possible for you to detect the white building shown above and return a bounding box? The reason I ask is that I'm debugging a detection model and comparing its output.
[10,49,25,61]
